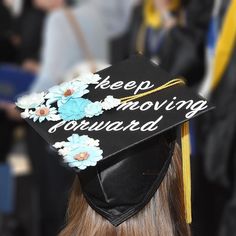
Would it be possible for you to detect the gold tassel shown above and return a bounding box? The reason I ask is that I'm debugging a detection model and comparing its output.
[181,121,192,224]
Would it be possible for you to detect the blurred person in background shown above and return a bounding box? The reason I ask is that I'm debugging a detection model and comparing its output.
[0,1,75,236]
[0,0,46,164]
[0,0,44,163]
[123,0,212,86]
[118,0,218,235]
[0,7,46,229]
[21,2,78,236]
[24,1,136,236]
[30,0,135,92]
[195,0,236,235]
[0,2,46,236]
[0,1,138,235]
[1,0,45,71]
[0,1,18,63]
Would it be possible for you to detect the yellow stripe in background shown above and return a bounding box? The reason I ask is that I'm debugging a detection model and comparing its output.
[211,0,236,90]
[143,0,181,29]
[144,0,162,29]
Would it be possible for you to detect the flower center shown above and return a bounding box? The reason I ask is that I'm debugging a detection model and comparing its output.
[36,107,50,116]
[74,152,89,161]
[64,89,74,97]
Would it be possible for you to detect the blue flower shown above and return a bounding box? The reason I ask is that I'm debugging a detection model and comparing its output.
[64,144,103,170]
[58,97,92,121]
[45,81,89,107]
[67,134,81,144]
[53,134,103,170]
[85,102,103,118]
[66,134,99,147]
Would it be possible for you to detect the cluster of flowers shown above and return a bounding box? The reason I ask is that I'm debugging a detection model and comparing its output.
[16,73,121,170]
[53,134,103,170]
[16,73,121,123]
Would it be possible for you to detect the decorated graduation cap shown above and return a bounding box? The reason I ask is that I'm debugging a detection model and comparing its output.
[16,55,213,226]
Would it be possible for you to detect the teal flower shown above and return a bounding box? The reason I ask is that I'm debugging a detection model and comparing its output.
[64,145,103,170]
[53,134,103,170]
[85,102,103,118]
[58,97,92,121]
[45,80,89,107]
[66,134,100,147]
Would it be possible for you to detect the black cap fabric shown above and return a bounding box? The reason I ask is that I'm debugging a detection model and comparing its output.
[16,55,213,226]
[79,130,176,226]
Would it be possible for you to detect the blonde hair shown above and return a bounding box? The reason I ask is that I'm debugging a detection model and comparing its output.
[59,144,191,236]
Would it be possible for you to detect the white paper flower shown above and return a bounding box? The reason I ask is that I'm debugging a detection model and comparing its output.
[16,92,45,109]
[74,73,102,85]
[62,134,100,148]
[28,105,61,122]
[58,147,70,156]
[75,135,100,147]
[86,138,100,147]
[64,61,109,82]
[102,95,121,110]
[84,102,103,118]
[21,109,30,119]
[53,141,67,149]
[45,80,89,107]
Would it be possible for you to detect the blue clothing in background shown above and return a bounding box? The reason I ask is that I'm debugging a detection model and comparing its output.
[0,65,35,102]
[0,164,14,214]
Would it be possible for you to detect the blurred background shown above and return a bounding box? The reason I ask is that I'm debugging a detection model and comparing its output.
[0,0,235,235]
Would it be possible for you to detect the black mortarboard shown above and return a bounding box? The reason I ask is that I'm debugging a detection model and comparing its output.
[16,55,213,226]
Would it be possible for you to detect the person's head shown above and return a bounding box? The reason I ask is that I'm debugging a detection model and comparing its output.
[3,0,14,8]
[59,143,191,236]
[143,0,188,30]
[3,0,26,16]
[33,0,66,11]
[151,0,189,12]
[154,0,180,10]
[15,55,211,236]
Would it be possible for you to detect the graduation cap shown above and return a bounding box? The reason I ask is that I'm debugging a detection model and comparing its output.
[16,55,213,226]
